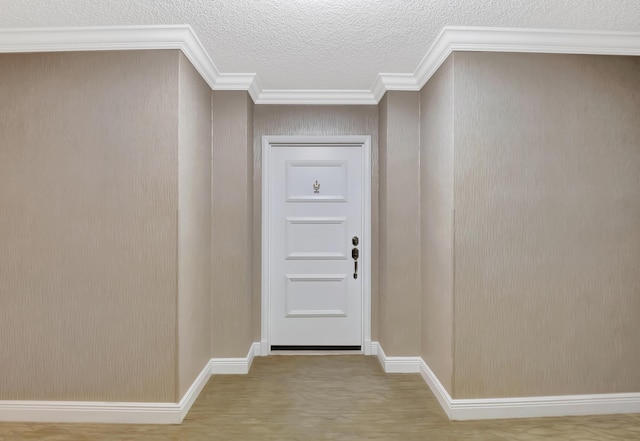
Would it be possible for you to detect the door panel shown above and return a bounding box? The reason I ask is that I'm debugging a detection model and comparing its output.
[286,161,348,202]
[285,217,348,260]
[285,274,349,317]
[270,145,363,347]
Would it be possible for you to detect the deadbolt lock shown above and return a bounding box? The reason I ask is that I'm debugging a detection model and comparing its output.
[352,236,359,246]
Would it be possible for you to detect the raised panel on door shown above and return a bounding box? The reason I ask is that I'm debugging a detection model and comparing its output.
[286,161,348,202]
[285,217,348,260]
[285,274,349,317]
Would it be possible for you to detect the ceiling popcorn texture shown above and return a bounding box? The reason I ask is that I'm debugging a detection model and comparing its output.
[0,0,639,91]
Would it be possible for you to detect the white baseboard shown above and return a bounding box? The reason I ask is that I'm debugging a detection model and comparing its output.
[210,341,259,374]
[251,341,262,359]
[0,400,183,425]
[418,358,454,418]
[451,392,640,420]
[418,355,640,420]
[372,342,640,421]
[178,358,215,423]
[0,360,212,425]
[373,341,421,373]
[0,342,260,424]
[6,342,637,423]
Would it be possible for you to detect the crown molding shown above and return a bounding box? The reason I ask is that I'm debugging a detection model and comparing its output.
[409,26,640,91]
[1,25,639,104]
[254,89,378,105]
[370,73,419,102]
[246,75,263,103]
[213,73,261,102]
[370,76,387,103]
[0,24,192,53]
[331,26,640,100]
[0,25,222,91]
[377,73,419,90]
[175,25,220,89]
[213,73,256,91]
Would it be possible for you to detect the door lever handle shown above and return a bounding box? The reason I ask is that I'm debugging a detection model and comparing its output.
[352,247,359,279]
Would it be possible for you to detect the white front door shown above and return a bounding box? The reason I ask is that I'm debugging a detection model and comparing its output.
[267,141,364,348]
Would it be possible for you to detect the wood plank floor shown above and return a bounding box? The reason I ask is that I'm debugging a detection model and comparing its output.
[1,355,639,440]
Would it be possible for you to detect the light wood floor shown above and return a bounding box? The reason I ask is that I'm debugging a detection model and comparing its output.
[1,355,639,440]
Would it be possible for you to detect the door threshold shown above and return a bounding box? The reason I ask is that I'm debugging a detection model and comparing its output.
[270,350,363,356]
[270,345,362,355]
[271,345,361,351]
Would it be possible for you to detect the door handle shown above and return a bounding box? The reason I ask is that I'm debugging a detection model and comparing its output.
[352,247,359,279]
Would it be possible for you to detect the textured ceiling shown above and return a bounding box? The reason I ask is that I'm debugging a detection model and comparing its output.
[1,0,639,91]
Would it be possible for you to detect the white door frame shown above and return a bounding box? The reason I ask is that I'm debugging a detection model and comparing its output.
[261,135,372,356]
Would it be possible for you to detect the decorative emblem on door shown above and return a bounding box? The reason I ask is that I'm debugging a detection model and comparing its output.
[313,180,320,194]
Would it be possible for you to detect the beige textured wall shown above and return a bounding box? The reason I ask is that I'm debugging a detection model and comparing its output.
[378,96,389,351]
[0,51,180,402]
[419,57,455,393]
[177,53,212,396]
[211,91,254,358]
[253,105,379,343]
[452,52,640,398]
[246,94,255,347]
[378,92,421,356]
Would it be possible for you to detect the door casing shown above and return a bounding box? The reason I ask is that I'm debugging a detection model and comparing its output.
[261,135,372,355]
